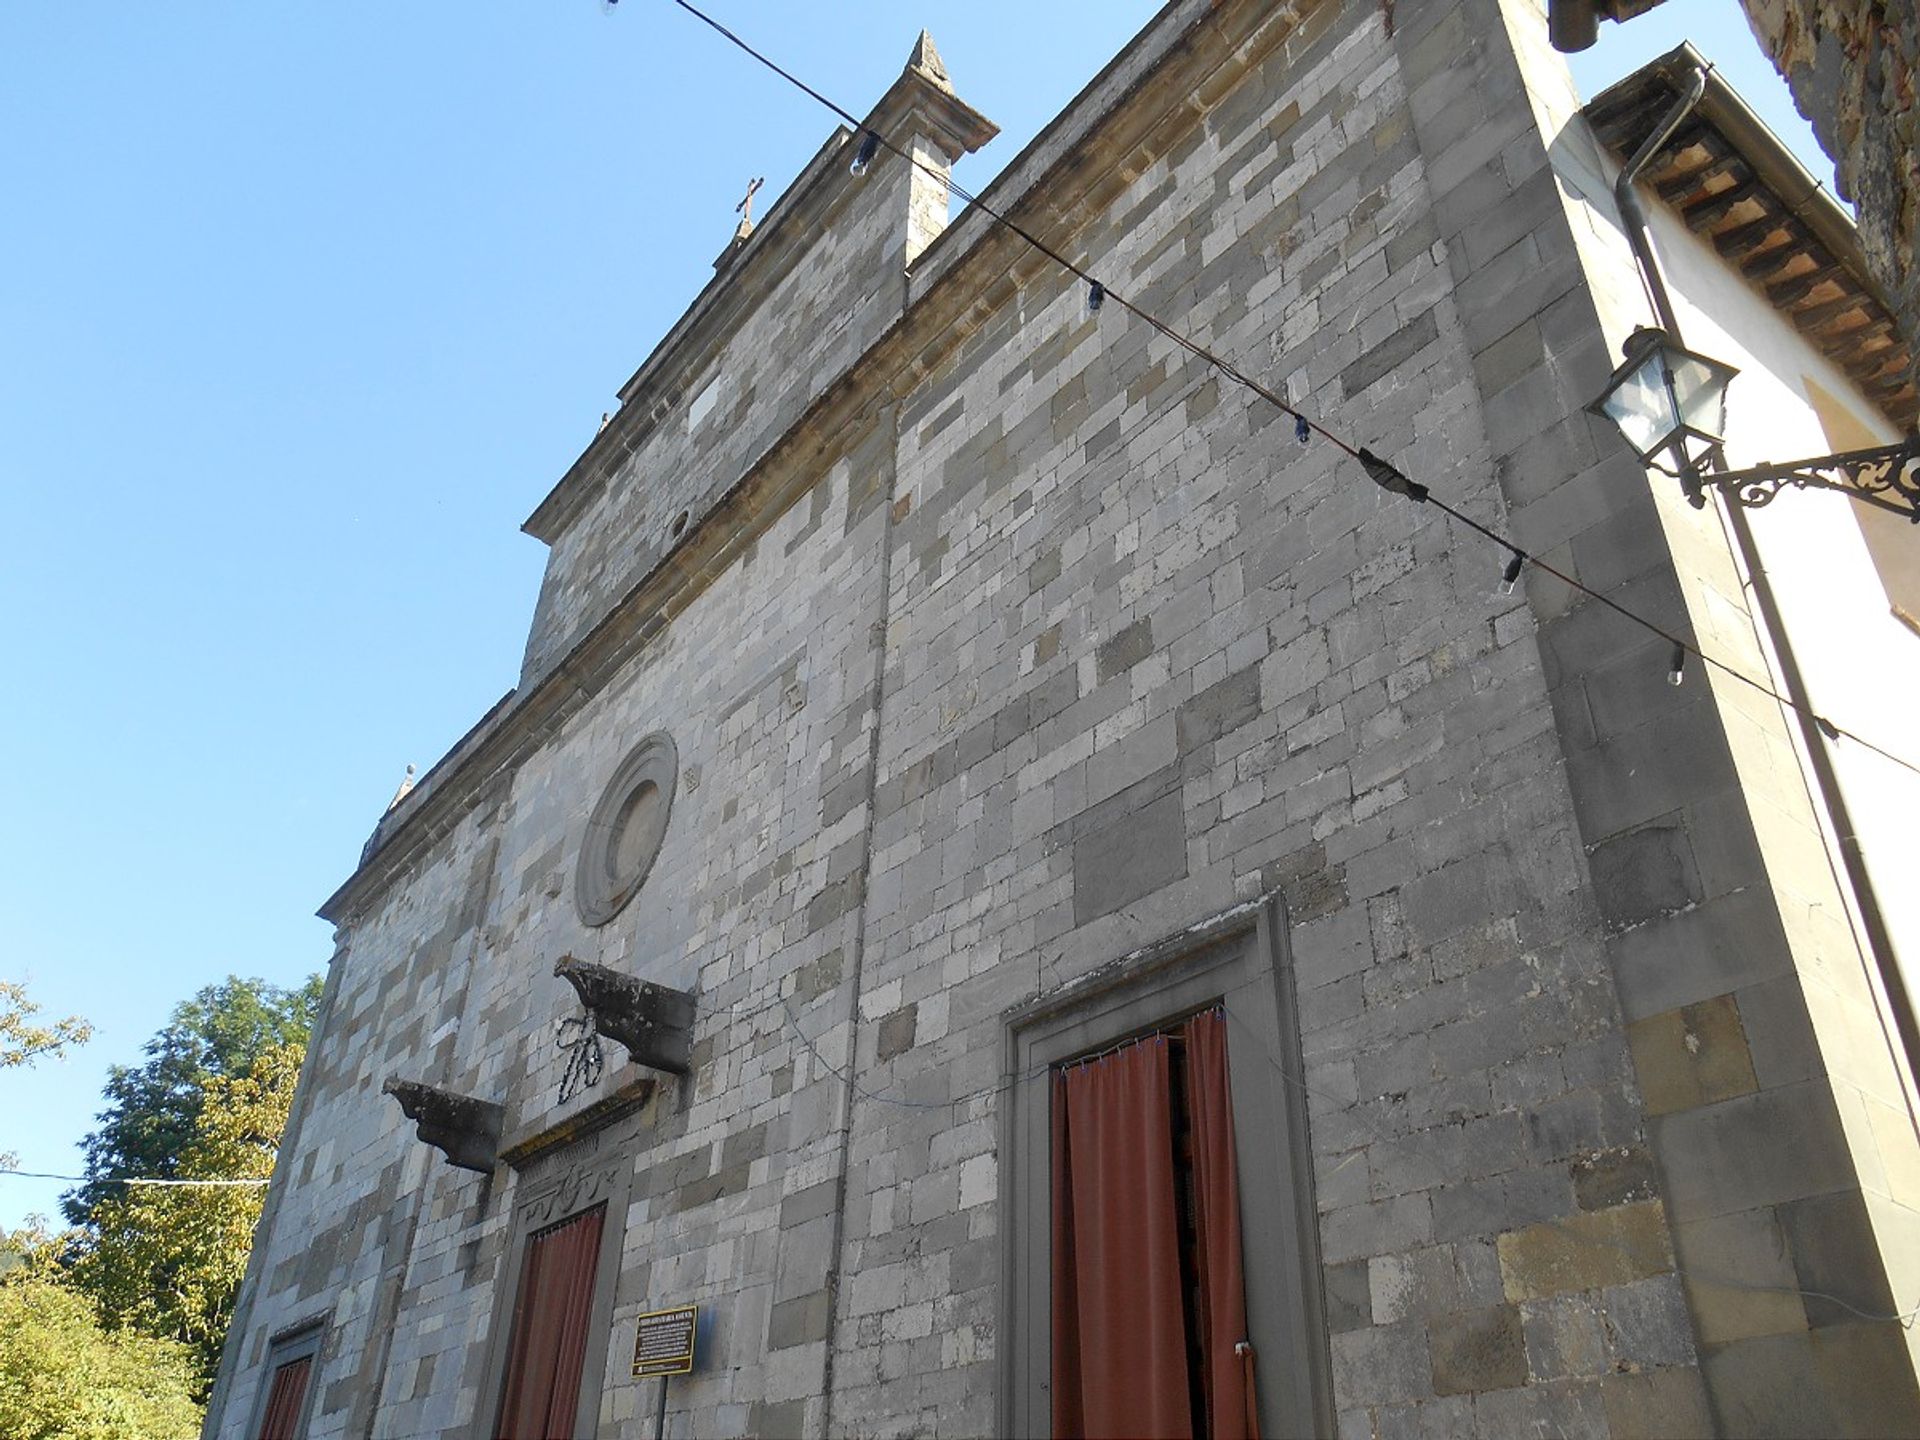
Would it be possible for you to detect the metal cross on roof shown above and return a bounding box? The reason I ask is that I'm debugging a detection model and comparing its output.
[735,176,765,228]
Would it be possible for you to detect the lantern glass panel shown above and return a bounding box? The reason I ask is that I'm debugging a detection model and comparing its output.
[1666,348,1734,441]
[1597,350,1683,459]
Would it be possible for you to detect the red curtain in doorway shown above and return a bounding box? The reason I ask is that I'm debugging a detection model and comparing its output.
[254,1355,312,1440]
[1049,1012,1260,1440]
[1050,1035,1193,1439]
[495,1202,606,1440]
[1184,1009,1259,1440]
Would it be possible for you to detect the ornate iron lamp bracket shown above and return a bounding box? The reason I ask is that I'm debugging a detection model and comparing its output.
[1702,438,1920,522]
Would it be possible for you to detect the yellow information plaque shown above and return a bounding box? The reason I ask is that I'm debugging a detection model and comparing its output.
[632,1303,698,1378]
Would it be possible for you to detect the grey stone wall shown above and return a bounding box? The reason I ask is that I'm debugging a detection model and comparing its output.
[1434,0,1920,1430]
[211,1,1919,1436]
[827,4,1709,1431]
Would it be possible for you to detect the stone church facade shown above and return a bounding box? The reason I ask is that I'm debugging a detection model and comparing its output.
[209,1,1920,1436]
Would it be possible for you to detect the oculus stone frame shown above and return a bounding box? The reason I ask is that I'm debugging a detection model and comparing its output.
[576,731,678,928]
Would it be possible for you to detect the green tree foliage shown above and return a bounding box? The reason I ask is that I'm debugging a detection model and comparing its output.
[64,975,321,1222]
[0,980,92,1070]
[72,1043,305,1389]
[0,1228,202,1439]
[1,980,92,1172]
[60,974,322,1395]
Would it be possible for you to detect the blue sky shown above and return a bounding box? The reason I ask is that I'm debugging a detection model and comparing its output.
[0,2,1834,1227]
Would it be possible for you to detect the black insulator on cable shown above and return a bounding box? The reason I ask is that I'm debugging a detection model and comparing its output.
[1358,447,1430,502]
[1500,553,1524,594]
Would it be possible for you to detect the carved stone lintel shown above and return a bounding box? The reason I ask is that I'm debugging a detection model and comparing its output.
[553,958,696,1076]
[383,1078,504,1173]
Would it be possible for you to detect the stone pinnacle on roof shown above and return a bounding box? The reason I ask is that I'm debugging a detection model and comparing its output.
[906,29,953,92]
[387,763,416,812]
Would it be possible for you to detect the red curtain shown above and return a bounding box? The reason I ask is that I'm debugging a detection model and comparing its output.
[255,1355,312,1440]
[495,1203,607,1440]
[1184,1010,1260,1440]
[1051,1036,1193,1440]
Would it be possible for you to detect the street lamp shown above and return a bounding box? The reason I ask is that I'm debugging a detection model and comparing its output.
[1588,327,1737,472]
[1588,327,1920,521]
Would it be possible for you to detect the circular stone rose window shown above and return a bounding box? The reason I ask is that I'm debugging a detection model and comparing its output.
[576,731,678,927]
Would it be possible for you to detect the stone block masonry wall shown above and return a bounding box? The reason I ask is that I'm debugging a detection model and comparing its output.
[834,2,1711,1435]
[215,408,897,1435]
[467,422,898,1434]
[1409,0,1920,1431]
[213,796,508,1436]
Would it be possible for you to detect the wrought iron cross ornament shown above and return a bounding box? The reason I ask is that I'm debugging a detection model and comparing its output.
[558,1011,605,1104]
[736,175,765,228]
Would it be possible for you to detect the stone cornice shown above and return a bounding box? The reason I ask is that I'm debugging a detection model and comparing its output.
[521,40,998,550]
[521,124,864,547]
[319,0,1317,927]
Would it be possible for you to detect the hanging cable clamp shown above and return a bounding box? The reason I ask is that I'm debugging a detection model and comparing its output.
[1358,447,1429,502]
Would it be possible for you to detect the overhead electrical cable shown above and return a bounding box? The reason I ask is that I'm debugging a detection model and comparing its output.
[649,0,1920,780]
[0,1166,269,1187]
[603,3,1920,1324]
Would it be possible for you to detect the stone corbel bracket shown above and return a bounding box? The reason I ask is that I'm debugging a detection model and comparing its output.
[553,957,696,1076]
[383,1078,505,1173]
